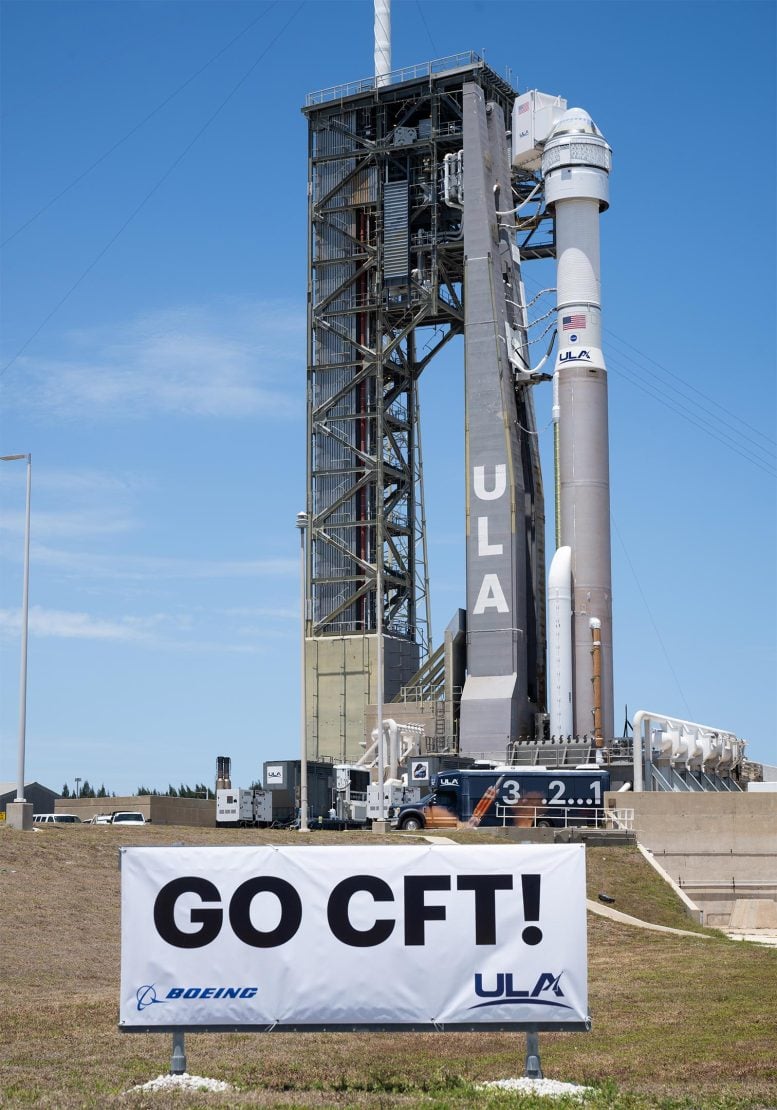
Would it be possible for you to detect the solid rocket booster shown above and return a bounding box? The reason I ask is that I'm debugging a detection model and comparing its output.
[542,109,615,743]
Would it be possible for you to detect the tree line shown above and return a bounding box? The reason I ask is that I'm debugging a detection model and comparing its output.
[61,782,215,799]
[61,782,111,798]
[135,783,215,799]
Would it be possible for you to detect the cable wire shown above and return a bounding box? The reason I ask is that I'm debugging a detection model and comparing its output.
[1,3,279,249]
[611,514,694,719]
[0,3,305,380]
[519,268,776,473]
[415,1,438,55]
[605,326,776,448]
[606,351,776,477]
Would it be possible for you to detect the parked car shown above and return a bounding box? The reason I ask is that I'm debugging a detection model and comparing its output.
[89,814,113,825]
[33,813,82,824]
[110,811,146,825]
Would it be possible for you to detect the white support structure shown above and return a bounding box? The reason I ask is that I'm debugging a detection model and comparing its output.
[632,709,745,792]
[360,717,424,781]
[374,0,391,87]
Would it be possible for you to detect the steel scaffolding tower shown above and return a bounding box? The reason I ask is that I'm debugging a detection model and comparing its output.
[303,54,551,763]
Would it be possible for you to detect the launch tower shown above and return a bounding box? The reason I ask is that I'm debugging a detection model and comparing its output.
[302,54,553,763]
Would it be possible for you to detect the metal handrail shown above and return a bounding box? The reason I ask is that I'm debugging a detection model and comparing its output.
[306,52,485,106]
[493,803,606,828]
[606,808,635,831]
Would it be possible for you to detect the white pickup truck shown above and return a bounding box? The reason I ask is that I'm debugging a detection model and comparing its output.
[110,811,146,825]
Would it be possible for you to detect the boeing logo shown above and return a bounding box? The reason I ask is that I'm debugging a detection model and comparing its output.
[136,985,167,1011]
[470,971,572,1010]
[135,984,258,1010]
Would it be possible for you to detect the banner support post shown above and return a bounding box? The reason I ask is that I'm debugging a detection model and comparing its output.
[524,1029,543,1079]
[171,1031,186,1075]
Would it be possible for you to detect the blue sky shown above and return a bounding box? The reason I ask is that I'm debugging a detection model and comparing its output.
[1,0,775,794]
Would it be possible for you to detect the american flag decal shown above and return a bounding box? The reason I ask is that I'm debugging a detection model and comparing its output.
[518,101,531,115]
[562,314,586,330]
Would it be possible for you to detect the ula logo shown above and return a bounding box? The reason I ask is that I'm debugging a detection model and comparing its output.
[470,971,571,1010]
[560,350,591,363]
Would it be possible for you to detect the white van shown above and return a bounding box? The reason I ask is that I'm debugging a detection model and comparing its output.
[33,813,82,824]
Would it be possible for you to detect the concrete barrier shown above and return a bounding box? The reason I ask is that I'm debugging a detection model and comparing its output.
[54,796,215,827]
[607,791,777,926]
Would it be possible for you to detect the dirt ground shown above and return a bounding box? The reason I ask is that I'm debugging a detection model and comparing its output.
[1,825,775,1108]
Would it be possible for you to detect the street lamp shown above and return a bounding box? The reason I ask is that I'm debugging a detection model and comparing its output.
[75,777,82,800]
[1,453,32,830]
[296,511,309,832]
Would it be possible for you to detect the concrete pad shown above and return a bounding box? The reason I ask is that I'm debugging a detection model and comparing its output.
[728,898,777,930]
[5,801,33,830]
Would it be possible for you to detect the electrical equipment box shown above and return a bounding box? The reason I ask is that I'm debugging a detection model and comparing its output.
[511,90,567,170]
[367,782,421,821]
[216,787,272,827]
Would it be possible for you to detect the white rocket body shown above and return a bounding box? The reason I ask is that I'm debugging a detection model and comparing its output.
[542,109,614,743]
[548,546,573,738]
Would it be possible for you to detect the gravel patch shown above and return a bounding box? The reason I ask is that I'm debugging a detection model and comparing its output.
[127,1072,233,1094]
[479,1077,593,1099]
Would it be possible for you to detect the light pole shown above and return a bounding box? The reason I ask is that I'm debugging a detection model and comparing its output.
[75,777,82,800]
[375,533,386,826]
[1,453,32,830]
[296,511,309,831]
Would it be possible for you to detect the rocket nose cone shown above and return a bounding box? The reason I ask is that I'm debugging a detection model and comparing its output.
[548,107,603,139]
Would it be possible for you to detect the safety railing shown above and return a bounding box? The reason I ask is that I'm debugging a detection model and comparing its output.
[493,803,606,829]
[306,52,485,106]
[605,808,634,831]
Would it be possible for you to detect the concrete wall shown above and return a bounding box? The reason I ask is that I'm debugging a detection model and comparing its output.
[55,796,215,827]
[307,634,420,765]
[608,791,777,926]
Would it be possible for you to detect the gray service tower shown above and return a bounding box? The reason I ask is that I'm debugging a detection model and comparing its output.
[302,53,613,764]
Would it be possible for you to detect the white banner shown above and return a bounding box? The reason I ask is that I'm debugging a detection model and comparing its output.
[119,844,588,1029]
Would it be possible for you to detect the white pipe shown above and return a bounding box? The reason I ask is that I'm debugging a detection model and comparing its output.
[632,709,743,793]
[494,180,543,216]
[387,718,399,781]
[374,0,391,87]
[548,546,573,739]
[632,709,647,792]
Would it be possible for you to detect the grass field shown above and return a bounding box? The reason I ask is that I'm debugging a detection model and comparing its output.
[1,824,775,1109]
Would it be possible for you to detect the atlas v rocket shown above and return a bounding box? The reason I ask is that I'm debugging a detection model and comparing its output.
[459,88,614,755]
[543,108,614,747]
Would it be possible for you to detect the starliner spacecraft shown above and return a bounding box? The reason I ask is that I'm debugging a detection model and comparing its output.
[301,2,615,766]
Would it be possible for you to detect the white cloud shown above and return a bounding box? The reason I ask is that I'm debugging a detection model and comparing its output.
[0,508,135,541]
[8,300,304,421]
[0,467,143,544]
[220,605,298,620]
[0,606,160,642]
[0,605,266,653]
[29,542,297,581]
